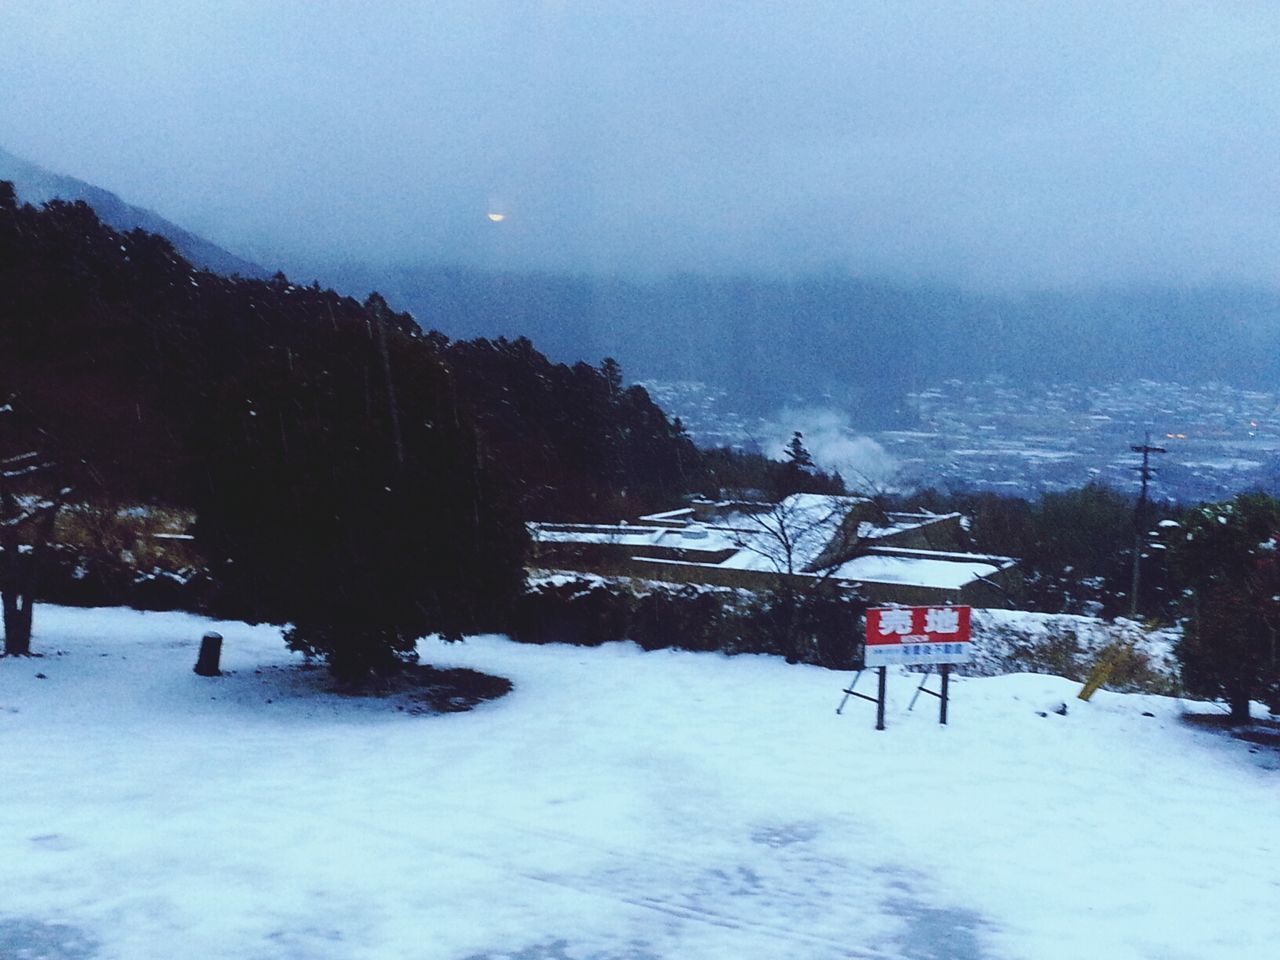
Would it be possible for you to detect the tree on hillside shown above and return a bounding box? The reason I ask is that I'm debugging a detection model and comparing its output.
[785,431,815,471]
[1030,483,1144,616]
[776,431,845,499]
[0,397,74,656]
[600,356,623,400]
[698,434,844,504]
[440,338,702,520]
[189,305,528,682]
[730,494,871,578]
[907,483,1178,616]
[730,494,872,664]
[1166,493,1280,721]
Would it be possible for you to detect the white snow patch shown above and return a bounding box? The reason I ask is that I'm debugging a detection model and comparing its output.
[0,605,1275,960]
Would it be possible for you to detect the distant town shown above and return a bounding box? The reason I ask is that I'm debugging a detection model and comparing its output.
[642,378,1280,504]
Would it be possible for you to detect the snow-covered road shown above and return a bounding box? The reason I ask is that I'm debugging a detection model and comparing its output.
[1,606,1276,959]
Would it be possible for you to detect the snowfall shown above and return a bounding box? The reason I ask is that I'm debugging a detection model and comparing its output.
[2,606,1278,960]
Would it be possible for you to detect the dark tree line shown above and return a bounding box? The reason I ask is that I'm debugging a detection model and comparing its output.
[0,183,722,675]
[437,337,702,520]
[1165,494,1280,720]
[899,483,1178,618]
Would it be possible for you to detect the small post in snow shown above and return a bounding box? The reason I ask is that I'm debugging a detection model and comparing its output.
[194,632,223,676]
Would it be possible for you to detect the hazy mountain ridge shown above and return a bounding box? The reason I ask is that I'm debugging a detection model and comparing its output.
[7,147,1279,433]
[315,261,1280,428]
[0,145,267,279]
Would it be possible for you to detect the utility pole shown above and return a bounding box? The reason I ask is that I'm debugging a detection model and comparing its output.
[1129,433,1166,618]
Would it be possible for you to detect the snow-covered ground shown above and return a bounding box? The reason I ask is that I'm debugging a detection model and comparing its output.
[2,606,1277,960]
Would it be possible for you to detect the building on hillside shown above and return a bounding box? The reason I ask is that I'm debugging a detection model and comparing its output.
[529,494,1020,606]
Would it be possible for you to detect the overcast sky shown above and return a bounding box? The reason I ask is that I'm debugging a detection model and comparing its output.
[2,1,1277,288]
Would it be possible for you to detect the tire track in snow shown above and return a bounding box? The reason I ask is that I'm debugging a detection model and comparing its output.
[329,809,897,959]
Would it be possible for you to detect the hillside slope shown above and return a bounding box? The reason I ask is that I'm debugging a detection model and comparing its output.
[0,146,266,279]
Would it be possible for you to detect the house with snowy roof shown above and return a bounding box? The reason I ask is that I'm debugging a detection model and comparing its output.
[529,494,1019,606]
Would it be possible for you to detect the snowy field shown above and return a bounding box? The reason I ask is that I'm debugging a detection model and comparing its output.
[2,606,1278,960]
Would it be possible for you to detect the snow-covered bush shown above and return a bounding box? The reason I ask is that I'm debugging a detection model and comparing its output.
[966,610,1180,694]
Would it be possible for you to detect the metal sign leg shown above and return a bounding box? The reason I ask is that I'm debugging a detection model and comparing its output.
[940,664,950,725]
[907,666,935,711]
[905,665,952,725]
[835,670,863,715]
[837,668,889,731]
[876,667,887,731]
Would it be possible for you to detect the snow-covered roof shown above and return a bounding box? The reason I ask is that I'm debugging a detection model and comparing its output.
[831,549,1015,591]
[531,499,1015,593]
[637,507,697,523]
[531,523,738,555]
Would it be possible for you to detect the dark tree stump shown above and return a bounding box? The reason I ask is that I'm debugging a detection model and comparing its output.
[194,632,223,676]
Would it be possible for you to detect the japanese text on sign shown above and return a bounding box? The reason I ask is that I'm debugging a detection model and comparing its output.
[864,605,972,666]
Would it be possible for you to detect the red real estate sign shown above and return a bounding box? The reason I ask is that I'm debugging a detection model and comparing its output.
[864,605,972,667]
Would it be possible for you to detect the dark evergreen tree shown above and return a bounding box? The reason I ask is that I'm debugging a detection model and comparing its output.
[600,357,623,399]
[441,337,704,520]
[0,184,528,677]
[774,431,843,499]
[785,431,815,470]
[186,304,528,681]
[0,397,73,656]
[900,483,1177,616]
[1166,494,1280,721]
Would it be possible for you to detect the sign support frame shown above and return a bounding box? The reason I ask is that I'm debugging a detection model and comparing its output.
[840,605,972,731]
[835,667,888,730]
[905,664,953,725]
